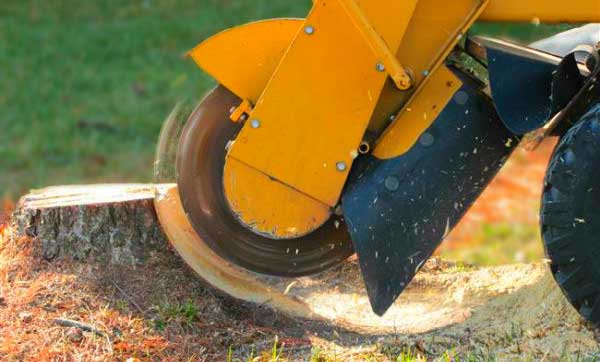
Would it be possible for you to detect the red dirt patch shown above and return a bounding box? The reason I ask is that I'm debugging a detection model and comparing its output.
[443,139,556,251]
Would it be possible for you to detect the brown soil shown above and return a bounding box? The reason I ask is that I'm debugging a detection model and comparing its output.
[1,225,598,361]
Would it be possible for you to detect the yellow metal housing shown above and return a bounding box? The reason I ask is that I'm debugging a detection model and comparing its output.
[188,0,600,238]
[227,0,418,207]
[339,0,414,90]
[223,158,331,238]
[373,0,489,158]
[374,66,462,158]
[482,0,600,22]
[189,19,302,104]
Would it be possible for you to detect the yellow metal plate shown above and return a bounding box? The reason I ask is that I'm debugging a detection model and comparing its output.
[481,0,600,22]
[223,157,331,239]
[397,0,487,86]
[189,19,303,104]
[370,0,489,151]
[374,66,462,159]
[228,0,418,206]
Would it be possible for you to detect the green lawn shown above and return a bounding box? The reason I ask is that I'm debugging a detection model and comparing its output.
[1,1,576,198]
[0,0,311,198]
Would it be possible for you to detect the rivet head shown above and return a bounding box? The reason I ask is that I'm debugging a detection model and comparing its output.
[250,119,261,129]
[422,70,430,77]
[336,162,347,172]
[419,132,435,147]
[304,26,315,35]
[454,90,469,105]
[376,63,386,72]
[385,176,400,192]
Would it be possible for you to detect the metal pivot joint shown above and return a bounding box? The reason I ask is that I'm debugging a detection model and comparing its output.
[336,0,413,90]
[229,99,253,123]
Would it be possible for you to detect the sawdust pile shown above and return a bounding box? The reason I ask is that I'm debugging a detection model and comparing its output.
[0,226,598,361]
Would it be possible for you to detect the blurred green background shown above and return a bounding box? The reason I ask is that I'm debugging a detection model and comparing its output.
[0,1,575,199]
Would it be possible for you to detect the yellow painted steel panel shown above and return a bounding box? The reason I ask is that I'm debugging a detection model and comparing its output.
[396,0,487,89]
[223,157,330,239]
[374,66,462,159]
[189,19,303,104]
[481,0,600,22]
[370,0,488,148]
[354,0,418,50]
[227,0,418,206]
[343,0,416,89]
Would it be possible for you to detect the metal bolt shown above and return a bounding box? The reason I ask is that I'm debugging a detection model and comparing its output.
[358,141,371,155]
[419,132,435,147]
[398,78,411,89]
[376,63,386,72]
[385,176,400,192]
[454,90,469,105]
[336,162,347,172]
[304,26,315,35]
[422,70,430,77]
[250,119,261,129]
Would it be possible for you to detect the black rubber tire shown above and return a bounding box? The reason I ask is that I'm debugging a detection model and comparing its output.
[541,103,600,324]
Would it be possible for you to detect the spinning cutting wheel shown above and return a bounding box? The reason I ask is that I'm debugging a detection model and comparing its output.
[166,86,353,277]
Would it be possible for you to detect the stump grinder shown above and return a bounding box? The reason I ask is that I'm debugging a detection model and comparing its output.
[153,0,600,324]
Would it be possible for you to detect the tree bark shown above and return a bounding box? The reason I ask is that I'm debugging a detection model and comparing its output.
[13,184,169,266]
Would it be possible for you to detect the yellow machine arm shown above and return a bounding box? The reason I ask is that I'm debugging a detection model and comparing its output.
[188,0,600,239]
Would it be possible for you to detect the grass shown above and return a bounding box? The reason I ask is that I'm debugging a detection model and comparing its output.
[152,299,199,331]
[440,222,544,266]
[395,349,426,362]
[0,0,311,198]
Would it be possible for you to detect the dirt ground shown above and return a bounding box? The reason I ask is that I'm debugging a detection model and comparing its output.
[2,140,600,361]
[1,222,599,362]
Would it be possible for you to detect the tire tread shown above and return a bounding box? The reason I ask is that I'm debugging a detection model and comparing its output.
[541,103,600,324]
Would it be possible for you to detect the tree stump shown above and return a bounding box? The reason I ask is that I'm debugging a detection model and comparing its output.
[13,184,169,265]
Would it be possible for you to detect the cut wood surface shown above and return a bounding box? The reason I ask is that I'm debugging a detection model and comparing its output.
[14,184,168,265]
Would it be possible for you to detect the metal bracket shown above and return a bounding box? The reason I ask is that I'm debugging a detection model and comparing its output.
[525,45,600,149]
[338,0,413,90]
[229,99,253,123]
[226,0,418,206]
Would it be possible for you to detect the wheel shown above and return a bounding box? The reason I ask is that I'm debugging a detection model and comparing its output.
[541,103,600,324]
[176,85,353,277]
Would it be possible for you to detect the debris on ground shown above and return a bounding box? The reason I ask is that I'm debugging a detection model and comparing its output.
[1,229,598,361]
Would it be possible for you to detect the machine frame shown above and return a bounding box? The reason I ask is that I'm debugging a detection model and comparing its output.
[188,0,600,239]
